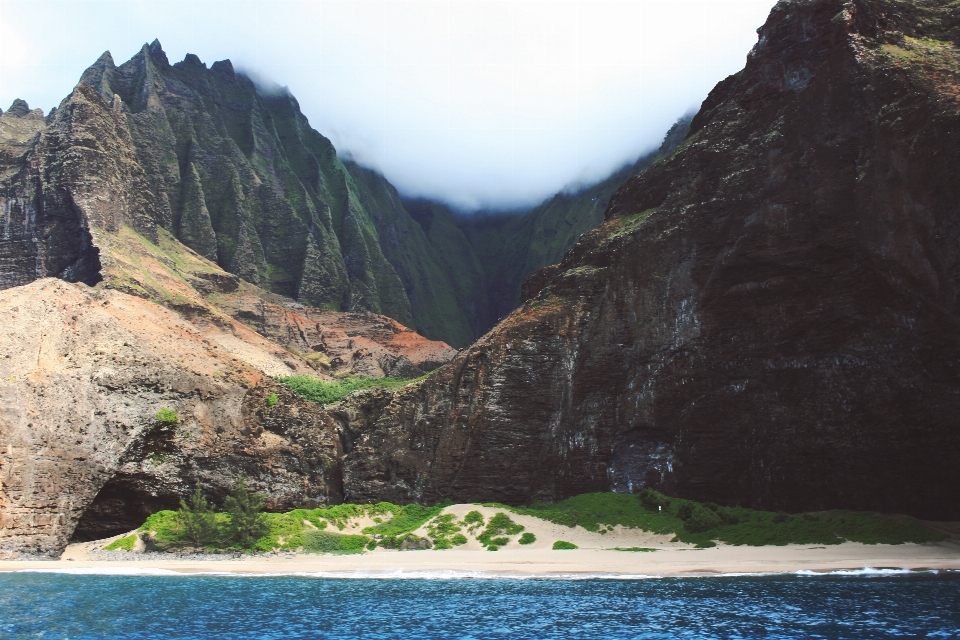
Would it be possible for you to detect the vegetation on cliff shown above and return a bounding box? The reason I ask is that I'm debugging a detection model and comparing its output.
[278,374,425,405]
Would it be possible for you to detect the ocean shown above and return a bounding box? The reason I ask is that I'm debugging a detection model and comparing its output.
[1,569,958,639]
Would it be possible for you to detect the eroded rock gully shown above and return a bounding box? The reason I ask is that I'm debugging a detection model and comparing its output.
[337,0,960,520]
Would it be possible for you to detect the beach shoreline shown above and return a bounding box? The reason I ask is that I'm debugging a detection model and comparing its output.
[3,542,960,578]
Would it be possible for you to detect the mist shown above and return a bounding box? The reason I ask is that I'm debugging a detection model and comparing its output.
[0,0,776,211]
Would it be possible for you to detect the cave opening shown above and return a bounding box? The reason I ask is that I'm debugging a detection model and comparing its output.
[70,475,179,542]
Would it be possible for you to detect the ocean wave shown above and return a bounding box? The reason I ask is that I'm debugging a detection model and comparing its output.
[11,566,953,580]
[794,567,941,577]
[15,567,187,576]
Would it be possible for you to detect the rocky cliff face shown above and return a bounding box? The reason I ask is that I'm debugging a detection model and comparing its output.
[337,0,960,520]
[0,77,456,556]
[0,279,344,556]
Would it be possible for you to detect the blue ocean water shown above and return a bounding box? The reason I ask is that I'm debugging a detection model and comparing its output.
[1,570,958,639]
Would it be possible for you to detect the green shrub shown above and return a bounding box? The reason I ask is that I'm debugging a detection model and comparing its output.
[477,512,524,546]
[378,533,432,550]
[718,509,740,525]
[518,532,536,545]
[277,375,418,406]
[155,408,178,424]
[463,511,484,527]
[126,491,949,555]
[426,513,465,548]
[552,540,578,550]
[366,539,378,550]
[363,503,442,537]
[266,393,278,407]
[427,513,461,538]
[487,545,499,551]
[223,477,269,548]
[178,484,221,547]
[302,530,369,554]
[685,506,723,533]
[678,503,695,521]
[103,534,138,551]
[638,488,671,511]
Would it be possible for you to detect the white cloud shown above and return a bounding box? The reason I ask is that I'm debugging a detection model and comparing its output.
[0,0,776,211]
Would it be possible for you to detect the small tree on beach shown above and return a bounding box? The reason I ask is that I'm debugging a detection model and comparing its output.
[224,476,268,547]
[178,483,219,547]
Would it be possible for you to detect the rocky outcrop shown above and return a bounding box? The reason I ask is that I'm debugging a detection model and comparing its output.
[338,0,960,520]
[213,286,457,378]
[0,279,344,557]
[0,85,159,289]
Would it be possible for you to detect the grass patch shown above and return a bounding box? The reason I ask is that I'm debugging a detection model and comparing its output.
[492,490,945,548]
[426,513,465,550]
[103,534,138,551]
[377,533,432,550]
[363,503,443,537]
[476,512,524,547]
[302,530,369,554]
[277,375,421,405]
[553,540,578,550]
[881,43,920,60]
[518,532,536,545]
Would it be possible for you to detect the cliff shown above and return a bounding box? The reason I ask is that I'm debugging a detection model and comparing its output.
[336,0,960,520]
[0,279,344,556]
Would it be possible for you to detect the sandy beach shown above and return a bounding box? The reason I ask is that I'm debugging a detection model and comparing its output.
[4,504,958,578]
[4,543,959,578]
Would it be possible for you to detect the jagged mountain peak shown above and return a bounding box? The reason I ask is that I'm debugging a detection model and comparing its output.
[5,98,34,118]
[145,38,170,66]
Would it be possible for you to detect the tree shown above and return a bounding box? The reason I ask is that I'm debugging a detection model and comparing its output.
[224,476,268,547]
[178,483,219,547]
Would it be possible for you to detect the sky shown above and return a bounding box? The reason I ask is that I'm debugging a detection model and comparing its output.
[0,0,777,211]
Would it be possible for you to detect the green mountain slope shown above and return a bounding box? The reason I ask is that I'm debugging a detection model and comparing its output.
[410,117,692,327]
[72,40,688,347]
[79,41,409,322]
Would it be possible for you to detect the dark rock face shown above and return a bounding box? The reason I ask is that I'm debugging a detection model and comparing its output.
[0,88,160,289]
[341,0,960,520]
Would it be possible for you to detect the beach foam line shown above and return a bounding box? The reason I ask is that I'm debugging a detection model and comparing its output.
[15,567,187,576]
[8,566,953,579]
[794,567,940,577]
